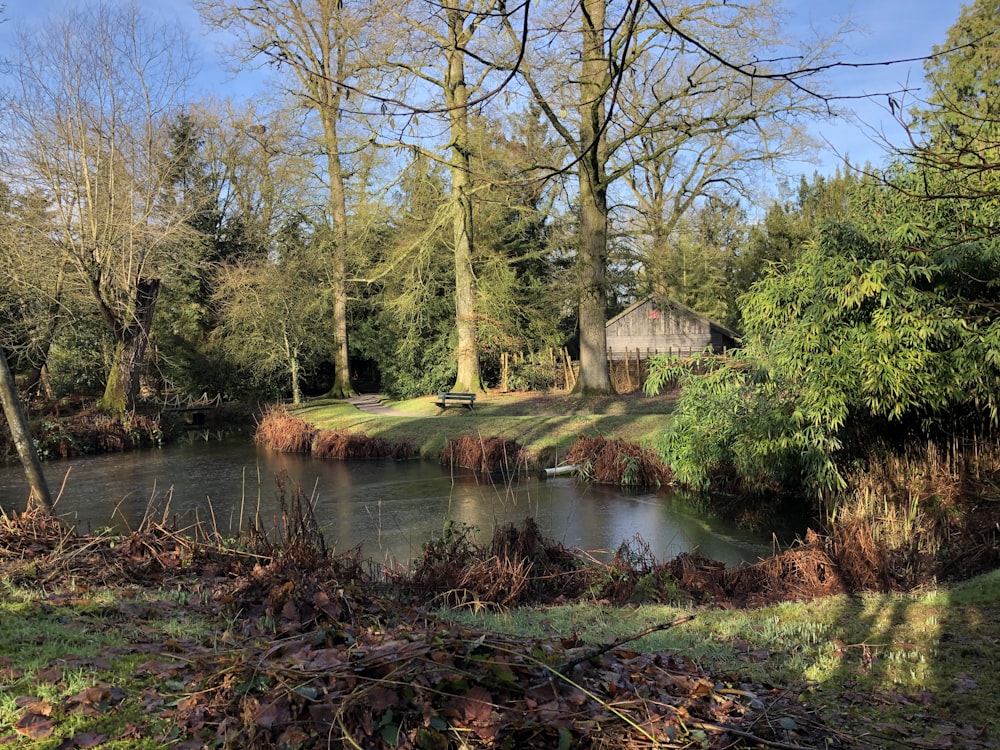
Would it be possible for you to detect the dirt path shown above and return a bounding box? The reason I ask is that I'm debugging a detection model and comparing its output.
[347,393,426,417]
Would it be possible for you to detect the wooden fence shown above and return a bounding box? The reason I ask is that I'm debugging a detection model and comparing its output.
[499,346,727,394]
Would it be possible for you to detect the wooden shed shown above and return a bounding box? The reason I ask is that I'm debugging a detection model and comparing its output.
[605,296,739,360]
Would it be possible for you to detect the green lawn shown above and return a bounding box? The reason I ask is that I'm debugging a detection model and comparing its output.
[290,390,676,467]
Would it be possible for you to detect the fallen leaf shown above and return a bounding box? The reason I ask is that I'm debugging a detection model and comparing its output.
[454,686,493,723]
[36,668,62,683]
[15,712,54,740]
[73,731,109,748]
[255,697,291,729]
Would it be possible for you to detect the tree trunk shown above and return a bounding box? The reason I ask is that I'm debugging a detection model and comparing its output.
[101,278,161,413]
[283,327,303,405]
[322,93,355,399]
[0,348,52,512]
[23,263,67,402]
[447,6,483,393]
[574,0,613,394]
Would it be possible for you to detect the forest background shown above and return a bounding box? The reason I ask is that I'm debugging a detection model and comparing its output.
[1,0,999,535]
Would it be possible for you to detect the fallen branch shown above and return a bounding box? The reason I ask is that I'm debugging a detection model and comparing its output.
[558,615,695,672]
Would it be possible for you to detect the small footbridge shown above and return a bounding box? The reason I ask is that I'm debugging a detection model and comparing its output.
[156,391,226,428]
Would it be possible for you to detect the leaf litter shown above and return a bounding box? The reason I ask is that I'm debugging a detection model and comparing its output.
[1,489,997,749]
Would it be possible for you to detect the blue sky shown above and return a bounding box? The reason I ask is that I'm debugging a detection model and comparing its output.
[1,0,968,178]
[787,0,968,175]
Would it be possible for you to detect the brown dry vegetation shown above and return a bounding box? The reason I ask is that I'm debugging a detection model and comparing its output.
[254,406,317,453]
[0,499,884,749]
[566,434,672,487]
[438,435,525,473]
[823,439,1000,591]
[256,407,414,460]
[0,405,167,460]
[313,429,414,460]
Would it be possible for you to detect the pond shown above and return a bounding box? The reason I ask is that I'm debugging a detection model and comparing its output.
[0,437,774,566]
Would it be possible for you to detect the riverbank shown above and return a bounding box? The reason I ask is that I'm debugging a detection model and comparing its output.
[1,506,997,748]
[290,389,677,469]
[0,397,255,462]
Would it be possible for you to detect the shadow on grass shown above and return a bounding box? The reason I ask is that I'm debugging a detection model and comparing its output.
[778,581,1000,747]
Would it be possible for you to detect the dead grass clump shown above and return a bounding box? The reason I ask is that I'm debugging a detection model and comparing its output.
[403,518,587,606]
[313,429,391,459]
[724,530,845,605]
[232,476,372,633]
[489,518,589,602]
[24,408,166,459]
[583,534,660,604]
[0,505,71,559]
[829,438,1000,589]
[566,434,671,487]
[254,406,316,453]
[390,440,415,460]
[439,435,524,473]
[403,520,482,604]
[660,543,843,608]
[587,531,846,607]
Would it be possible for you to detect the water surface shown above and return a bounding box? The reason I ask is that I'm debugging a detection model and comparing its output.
[0,438,771,565]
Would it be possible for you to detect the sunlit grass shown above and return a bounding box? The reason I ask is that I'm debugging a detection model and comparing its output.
[442,569,1000,739]
[0,579,217,747]
[289,391,675,465]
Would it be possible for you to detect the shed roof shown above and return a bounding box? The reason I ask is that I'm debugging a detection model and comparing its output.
[606,295,740,342]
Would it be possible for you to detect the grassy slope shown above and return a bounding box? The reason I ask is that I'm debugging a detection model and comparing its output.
[1,568,997,747]
[290,390,675,466]
[443,571,1000,745]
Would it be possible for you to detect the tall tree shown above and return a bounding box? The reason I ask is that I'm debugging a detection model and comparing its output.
[213,239,332,405]
[2,1,197,412]
[468,111,563,363]
[0,348,52,512]
[504,0,838,393]
[361,153,459,397]
[0,183,71,401]
[898,0,1000,215]
[374,0,523,393]
[195,0,375,398]
[153,101,317,398]
[642,195,744,324]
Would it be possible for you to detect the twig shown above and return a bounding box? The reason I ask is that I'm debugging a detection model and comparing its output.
[688,720,818,750]
[558,615,695,672]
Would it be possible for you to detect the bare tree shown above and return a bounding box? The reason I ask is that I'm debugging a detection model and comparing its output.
[2,1,197,412]
[195,0,383,398]
[504,0,840,393]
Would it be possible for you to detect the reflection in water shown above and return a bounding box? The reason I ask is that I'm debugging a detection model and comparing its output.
[0,437,771,565]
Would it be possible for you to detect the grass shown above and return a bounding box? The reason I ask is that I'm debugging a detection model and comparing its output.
[0,581,193,747]
[442,571,1000,745]
[289,390,675,467]
[2,564,997,747]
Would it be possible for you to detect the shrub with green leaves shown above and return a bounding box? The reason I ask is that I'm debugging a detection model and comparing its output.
[645,352,839,496]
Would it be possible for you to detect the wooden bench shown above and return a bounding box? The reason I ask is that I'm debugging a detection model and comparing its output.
[435,391,476,410]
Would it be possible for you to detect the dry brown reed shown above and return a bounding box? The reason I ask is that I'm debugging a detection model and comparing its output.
[403,518,587,606]
[565,434,671,487]
[439,435,525,473]
[254,407,414,460]
[313,429,389,459]
[254,406,317,453]
[831,437,1000,588]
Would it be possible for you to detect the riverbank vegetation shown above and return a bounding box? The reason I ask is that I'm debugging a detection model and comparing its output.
[258,394,674,485]
[2,0,1000,745]
[2,499,997,748]
[283,391,676,471]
